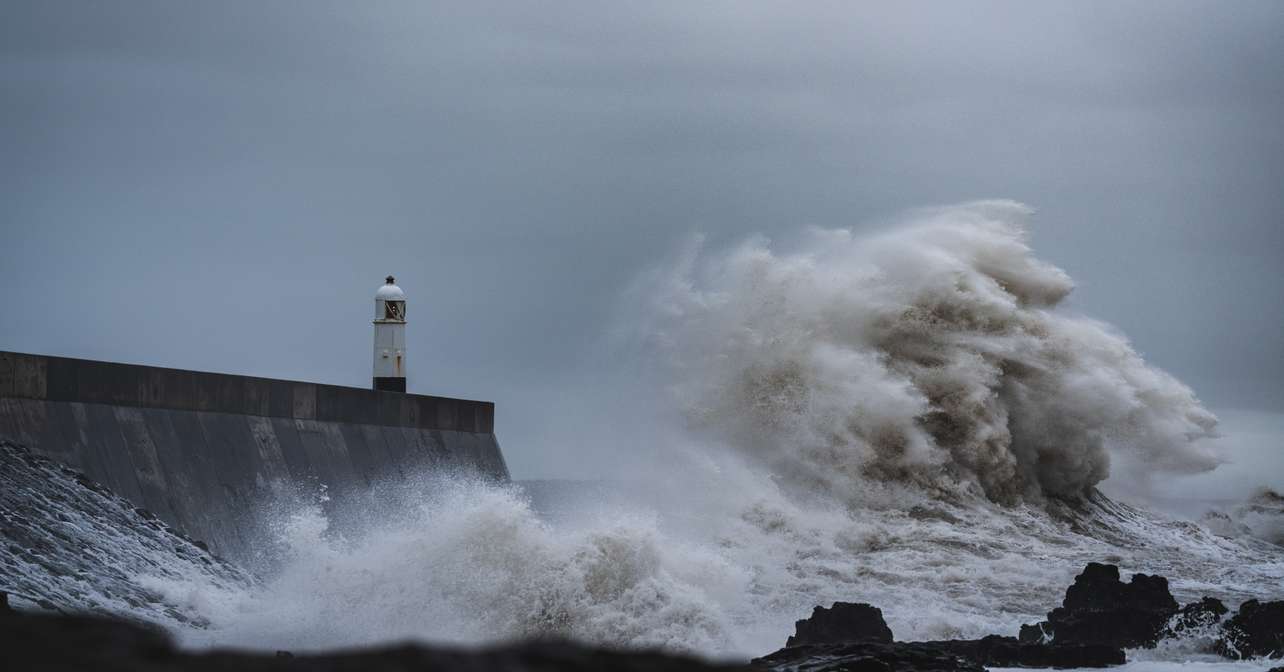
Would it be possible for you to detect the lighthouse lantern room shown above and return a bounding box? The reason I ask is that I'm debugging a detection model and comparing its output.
[373,275,407,393]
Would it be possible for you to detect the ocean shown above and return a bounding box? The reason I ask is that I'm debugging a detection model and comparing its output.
[3,201,1281,667]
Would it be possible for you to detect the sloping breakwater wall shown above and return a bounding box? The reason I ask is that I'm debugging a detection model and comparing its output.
[0,351,508,562]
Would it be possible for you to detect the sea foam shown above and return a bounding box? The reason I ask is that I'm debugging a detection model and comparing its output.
[18,202,1279,661]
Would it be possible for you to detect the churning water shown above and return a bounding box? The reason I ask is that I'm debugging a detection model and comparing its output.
[5,201,1282,663]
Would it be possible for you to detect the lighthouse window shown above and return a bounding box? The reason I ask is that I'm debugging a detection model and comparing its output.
[385,301,404,320]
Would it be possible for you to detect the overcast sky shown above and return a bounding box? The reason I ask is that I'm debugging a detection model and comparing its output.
[2,1,1281,481]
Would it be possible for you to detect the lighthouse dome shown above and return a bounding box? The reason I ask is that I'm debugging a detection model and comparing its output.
[375,276,406,301]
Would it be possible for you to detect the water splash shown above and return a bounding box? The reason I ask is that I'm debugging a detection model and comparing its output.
[0,441,253,624]
[9,202,1281,663]
[139,202,1284,658]
[632,200,1220,504]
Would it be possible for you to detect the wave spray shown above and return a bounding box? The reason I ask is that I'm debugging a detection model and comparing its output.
[133,202,1280,658]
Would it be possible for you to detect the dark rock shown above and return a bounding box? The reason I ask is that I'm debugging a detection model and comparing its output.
[1217,599,1284,659]
[0,609,747,671]
[769,587,1126,670]
[756,641,985,672]
[786,602,894,647]
[1021,562,1178,649]
[1164,597,1228,638]
[1019,622,1050,643]
[767,598,1122,671]
[926,635,1124,668]
[755,637,1123,672]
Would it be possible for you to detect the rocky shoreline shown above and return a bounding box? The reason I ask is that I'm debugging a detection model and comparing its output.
[757,562,1283,671]
[1,562,1281,671]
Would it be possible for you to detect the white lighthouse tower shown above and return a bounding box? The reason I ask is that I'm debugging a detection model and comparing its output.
[373,275,407,393]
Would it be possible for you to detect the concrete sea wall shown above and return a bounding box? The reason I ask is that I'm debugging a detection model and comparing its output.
[0,351,508,561]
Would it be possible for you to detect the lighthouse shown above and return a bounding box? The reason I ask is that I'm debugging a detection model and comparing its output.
[373,275,407,393]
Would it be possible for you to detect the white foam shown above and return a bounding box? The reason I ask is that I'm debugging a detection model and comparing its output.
[632,200,1220,503]
[128,202,1281,660]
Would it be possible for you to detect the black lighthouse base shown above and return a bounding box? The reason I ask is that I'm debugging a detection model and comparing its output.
[373,377,406,393]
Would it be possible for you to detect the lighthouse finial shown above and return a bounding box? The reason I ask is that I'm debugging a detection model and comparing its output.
[385,275,395,285]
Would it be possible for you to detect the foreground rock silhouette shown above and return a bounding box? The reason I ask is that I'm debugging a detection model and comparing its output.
[1019,562,1178,649]
[786,603,894,647]
[1218,598,1284,659]
[0,607,748,672]
[757,597,1124,671]
[1017,563,1282,659]
[758,563,1284,671]
[1164,597,1228,639]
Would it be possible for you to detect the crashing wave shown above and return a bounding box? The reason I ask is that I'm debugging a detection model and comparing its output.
[631,200,1221,504]
[4,202,1279,662]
